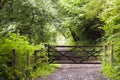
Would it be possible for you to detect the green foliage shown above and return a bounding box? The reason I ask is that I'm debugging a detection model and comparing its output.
[0,32,58,79]
[54,0,120,79]
[56,0,105,45]
[0,0,58,44]
[0,33,32,79]
[1,0,120,79]
[31,63,60,78]
[99,0,120,79]
[57,0,120,79]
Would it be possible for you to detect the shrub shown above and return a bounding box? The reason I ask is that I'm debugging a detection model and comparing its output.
[0,32,59,80]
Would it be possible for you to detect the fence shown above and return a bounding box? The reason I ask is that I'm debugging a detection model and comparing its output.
[12,49,31,69]
[11,43,114,67]
[11,48,47,70]
[45,43,114,64]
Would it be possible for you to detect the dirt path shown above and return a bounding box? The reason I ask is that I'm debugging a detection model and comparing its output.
[37,64,109,80]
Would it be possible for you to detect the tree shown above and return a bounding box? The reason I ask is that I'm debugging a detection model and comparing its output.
[55,0,105,45]
[0,0,58,44]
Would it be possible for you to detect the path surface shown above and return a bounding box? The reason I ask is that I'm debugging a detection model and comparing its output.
[37,64,109,80]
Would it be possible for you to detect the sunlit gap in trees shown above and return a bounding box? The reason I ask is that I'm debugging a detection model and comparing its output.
[56,34,66,45]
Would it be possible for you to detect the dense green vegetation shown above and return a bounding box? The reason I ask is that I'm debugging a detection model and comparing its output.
[1,0,120,80]
[55,0,120,79]
[0,0,59,79]
[0,32,59,79]
[99,0,120,79]
[0,0,58,44]
[57,0,105,45]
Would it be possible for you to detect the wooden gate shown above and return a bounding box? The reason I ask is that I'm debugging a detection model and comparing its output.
[45,44,104,64]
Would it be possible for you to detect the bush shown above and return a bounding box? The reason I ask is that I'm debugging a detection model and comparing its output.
[99,0,120,79]
[0,32,59,80]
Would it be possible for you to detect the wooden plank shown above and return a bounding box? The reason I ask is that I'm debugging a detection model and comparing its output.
[49,46,78,63]
[12,49,16,69]
[51,45,103,47]
[103,44,107,64]
[26,53,30,66]
[110,43,113,65]
[53,60,101,64]
[48,45,50,58]
[49,51,101,52]
[46,44,103,64]
[33,51,37,70]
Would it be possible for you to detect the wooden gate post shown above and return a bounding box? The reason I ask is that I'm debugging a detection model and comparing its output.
[47,44,51,62]
[26,53,30,66]
[12,49,16,69]
[33,50,37,70]
[48,45,50,58]
[103,44,107,63]
[44,43,50,62]
[110,43,113,65]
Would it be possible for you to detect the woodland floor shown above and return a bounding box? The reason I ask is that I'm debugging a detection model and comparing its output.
[37,64,109,80]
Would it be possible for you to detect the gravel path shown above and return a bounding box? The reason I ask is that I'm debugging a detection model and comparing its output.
[37,64,109,80]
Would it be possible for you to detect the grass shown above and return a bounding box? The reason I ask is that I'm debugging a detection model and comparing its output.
[31,63,60,79]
